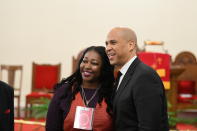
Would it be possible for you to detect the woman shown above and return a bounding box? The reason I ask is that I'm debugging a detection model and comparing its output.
[46,46,114,131]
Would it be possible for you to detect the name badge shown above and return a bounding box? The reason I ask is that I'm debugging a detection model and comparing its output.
[74,106,95,130]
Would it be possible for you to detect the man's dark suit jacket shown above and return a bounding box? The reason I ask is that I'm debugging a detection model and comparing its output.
[0,81,14,131]
[113,58,169,131]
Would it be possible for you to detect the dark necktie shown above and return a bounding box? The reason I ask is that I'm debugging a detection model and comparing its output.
[114,71,122,91]
[112,71,122,101]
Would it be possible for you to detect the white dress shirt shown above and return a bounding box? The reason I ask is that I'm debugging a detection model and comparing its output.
[117,56,137,90]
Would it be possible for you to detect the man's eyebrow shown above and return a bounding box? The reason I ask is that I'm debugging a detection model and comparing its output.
[110,40,117,42]
[106,40,116,43]
[105,40,117,45]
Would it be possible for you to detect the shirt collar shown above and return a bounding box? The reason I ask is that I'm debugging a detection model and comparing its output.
[120,56,137,75]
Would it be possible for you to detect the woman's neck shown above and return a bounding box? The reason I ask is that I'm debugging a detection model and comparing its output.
[82,81,100,89]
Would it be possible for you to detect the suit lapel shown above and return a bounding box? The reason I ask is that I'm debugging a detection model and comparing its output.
[113,58,141,107]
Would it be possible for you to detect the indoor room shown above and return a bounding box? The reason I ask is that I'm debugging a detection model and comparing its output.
[0,0,197,130]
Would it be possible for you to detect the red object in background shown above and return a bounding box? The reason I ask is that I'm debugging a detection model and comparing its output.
[26,92,53,99]
[27,62,61,96]
[177,80,196,103]
[178,95,193,103]
[34,65,59,89]
[25,62,61,118]
[138,52,171,89]
[176,123,197,130]
[177,80,196,94]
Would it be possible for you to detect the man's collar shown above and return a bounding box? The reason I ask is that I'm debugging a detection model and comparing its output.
[120,56,137,75]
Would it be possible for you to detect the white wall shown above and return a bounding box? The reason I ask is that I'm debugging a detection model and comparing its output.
[0,0,197,107]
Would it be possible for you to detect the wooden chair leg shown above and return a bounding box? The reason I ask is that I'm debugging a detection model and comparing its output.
[25,101,28,119]
[18,97,20,118]
[30,104,33,118]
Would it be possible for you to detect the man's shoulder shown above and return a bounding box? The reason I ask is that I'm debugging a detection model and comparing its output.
[131,61,161,81]
[137,62,156,73]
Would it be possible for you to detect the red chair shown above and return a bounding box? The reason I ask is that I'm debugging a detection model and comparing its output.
[25,62,61,118]
[177,80,196,103]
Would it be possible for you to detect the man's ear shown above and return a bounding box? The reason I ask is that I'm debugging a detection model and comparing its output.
[128,40,135,52]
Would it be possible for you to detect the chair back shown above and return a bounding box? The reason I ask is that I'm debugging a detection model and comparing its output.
[0,65,23,96]
[32,62,61,93]
[173,51,197,103]
[174,51,197,65]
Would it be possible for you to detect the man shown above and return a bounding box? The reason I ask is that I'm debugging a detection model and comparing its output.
[105,27,169,131]
[0,81,14,131]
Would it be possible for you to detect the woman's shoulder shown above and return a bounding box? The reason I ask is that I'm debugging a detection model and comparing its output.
[52,81,73,100]
[54,81,70,92]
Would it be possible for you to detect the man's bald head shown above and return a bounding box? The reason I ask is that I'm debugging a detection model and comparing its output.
[109,27,137,45]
